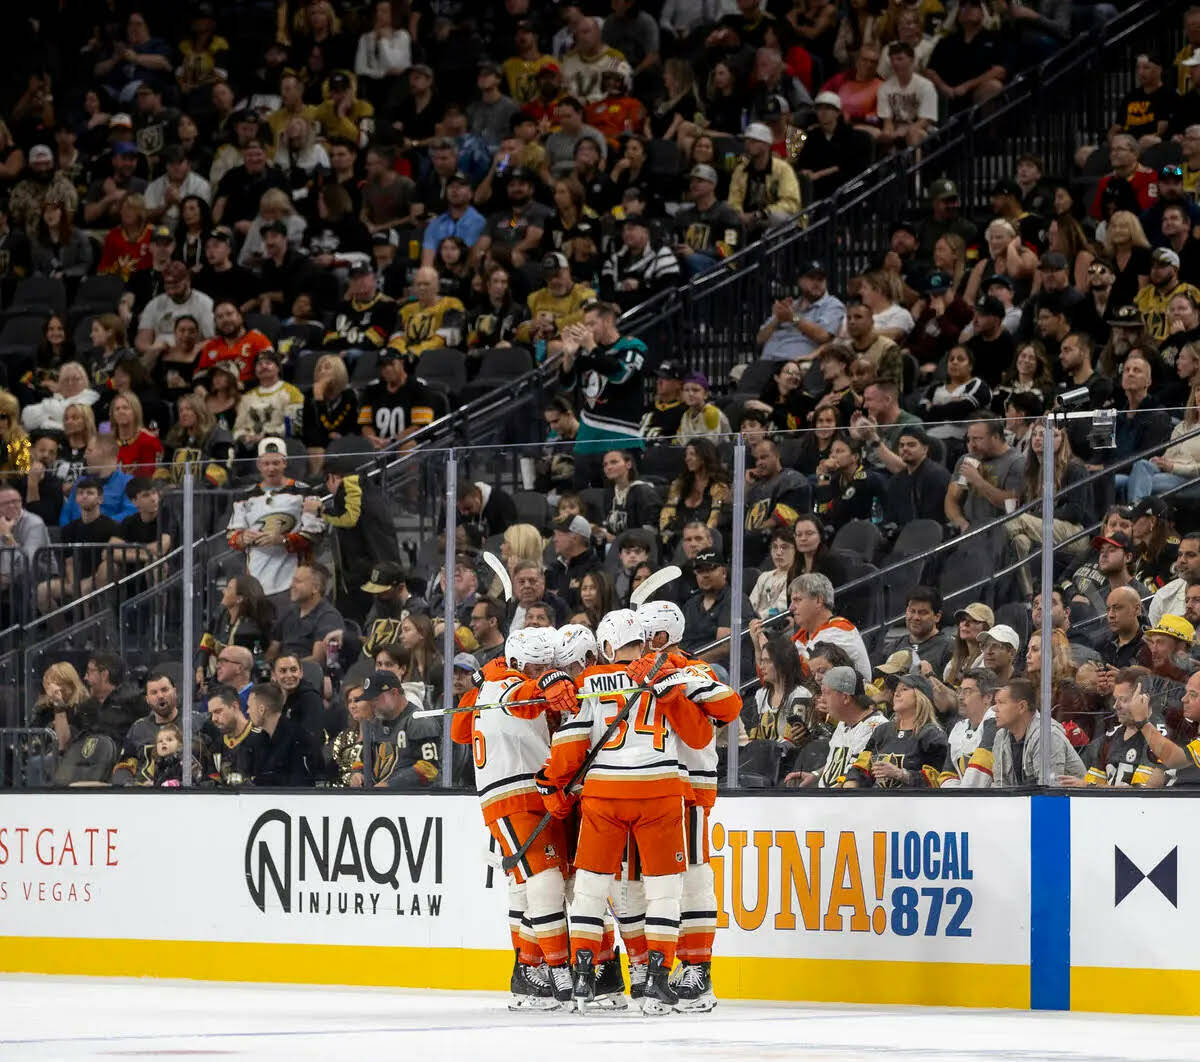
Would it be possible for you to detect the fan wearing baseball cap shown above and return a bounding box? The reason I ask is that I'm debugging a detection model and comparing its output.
[515,252,597,344]
[672,163,745,276]
[794,91,872,201]
[842,669,948,788]
[729,122,801,237]
[1135,245,1200,340]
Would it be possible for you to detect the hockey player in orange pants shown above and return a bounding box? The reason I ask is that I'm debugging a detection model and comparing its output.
[536,609,714,1014]
[636,600,742,1012]
[452,627,574,1009]
[554,624,629,1009]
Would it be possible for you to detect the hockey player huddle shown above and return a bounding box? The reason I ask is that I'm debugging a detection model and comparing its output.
[451,602,741,1015]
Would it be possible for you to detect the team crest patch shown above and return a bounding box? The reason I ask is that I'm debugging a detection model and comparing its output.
[544,843,558,861]
[675,851,684,863]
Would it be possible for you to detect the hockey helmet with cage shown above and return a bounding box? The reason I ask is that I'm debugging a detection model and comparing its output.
[506,627,561,672]
[556,624,598,669]
[636,601,685,648]
[596,609,645,662]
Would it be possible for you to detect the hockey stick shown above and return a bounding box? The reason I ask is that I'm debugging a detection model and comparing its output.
[482,550,513,602]
[499,650,670,874]
[629,564,681,608]
[411,683,668,719]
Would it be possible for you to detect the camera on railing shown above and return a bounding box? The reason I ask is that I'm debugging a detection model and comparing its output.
[1052,389,1116,450]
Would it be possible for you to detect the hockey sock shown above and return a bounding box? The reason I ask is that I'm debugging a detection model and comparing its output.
[526,869,569,967]
[677,861,717,963]
[643,873,683,968]
[568,869,614,966]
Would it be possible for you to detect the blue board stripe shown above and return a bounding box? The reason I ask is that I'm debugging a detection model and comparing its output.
[1030,794,1070,1010]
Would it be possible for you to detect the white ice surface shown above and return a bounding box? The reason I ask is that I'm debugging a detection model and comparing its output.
[2,976,1198,1061]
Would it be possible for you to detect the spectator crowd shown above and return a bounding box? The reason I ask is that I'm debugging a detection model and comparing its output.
[6,0,1200,794]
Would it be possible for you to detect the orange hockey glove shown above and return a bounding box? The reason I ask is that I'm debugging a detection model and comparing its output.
[537,669,579,716]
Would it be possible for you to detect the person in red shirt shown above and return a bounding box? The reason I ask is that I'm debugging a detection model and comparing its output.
[521,64,566,130]
[196,301,274,384]
[1091,134,1159,218]
[97,197,153,281]
[109,392,164,476]
[584,66,645,149]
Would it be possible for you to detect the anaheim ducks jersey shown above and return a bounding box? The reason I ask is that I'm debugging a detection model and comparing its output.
[664,649,742,808]
[546,659,712,800]
[388,297,465,356]
[818,711,887,787]
[939,710,998,787]
[451,660,549,824]
[225,479,324,596]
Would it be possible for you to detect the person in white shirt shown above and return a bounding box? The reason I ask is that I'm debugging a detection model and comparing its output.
[143,145,212,227]
[135,261,215,358]
[354,1,413,86]
[860,269,914,341]
[877,42,938,149]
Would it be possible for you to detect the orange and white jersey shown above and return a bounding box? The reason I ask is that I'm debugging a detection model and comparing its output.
[664,650,742,808]
[451,663,547,824]
[545,659,713,800]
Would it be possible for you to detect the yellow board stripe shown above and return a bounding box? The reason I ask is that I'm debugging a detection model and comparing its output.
[1072,967,1200,1015]
[0,937,1028,1008]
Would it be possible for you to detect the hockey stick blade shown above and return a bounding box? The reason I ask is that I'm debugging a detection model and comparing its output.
[483,551,513,603]
[499,650,671,874]
[630,564,681,607]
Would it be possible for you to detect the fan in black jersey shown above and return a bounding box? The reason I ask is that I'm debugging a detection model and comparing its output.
[640,360,686,440]
[1064,668,1167,787]
[204,684,269,785]
[844,673,948,788]
[357,350,439,448]
[323,266,398,355]
[1122,670,1200,785]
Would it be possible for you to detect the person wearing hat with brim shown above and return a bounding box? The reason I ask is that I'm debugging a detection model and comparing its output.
[978,624,1021,683]
[420,169,486,266]
[943,602,995,683]
[795,90,871,202]
[729,121,800,237]
[681,548,756,677]
[756,260,846,363]
[599,204,681,311]
[359,561,431,658]
[82,136,147,230]
[1069,530,1148,618]
[514,250,597,344]
[679,371,731,442]
[1142,613,1198,681]
[790,665,886,787]
[547,512,603,609]
[916,177,978,259]
[671,163,744,275]
[349,669,442,789]
[312,70,375,146]
[233,347,304,457]
[842,667,948,788]
[357,339,441,450]
[1016,250,1085,337]
[1134,244,1200,341]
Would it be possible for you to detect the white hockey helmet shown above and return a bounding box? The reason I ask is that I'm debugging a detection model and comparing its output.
[636,601,685,648]
[596,609,645,662]
[506,626,561,671]
[556,624,598,669]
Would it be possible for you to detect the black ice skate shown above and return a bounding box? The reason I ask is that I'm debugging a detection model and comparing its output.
[672,961,716,1013]
[640,950,679,1015]
[571,948,596,1013]
[588,947,629,1010]
[509,959,561,1011]
[628,960,648,1000]
[548,963,575,1004]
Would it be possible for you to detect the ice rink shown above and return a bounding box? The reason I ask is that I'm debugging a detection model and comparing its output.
[3,976,1198,1061]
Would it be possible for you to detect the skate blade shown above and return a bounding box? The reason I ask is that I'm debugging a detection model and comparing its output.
[638,997,677,1016]
[508,996,562,1011]
[587,993,630,1011]
[673,995,717,1013]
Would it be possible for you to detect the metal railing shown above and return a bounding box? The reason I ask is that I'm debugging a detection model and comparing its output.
[619,0,1178,386]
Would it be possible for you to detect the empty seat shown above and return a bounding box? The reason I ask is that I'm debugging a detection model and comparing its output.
[459,346,533,403]
[71,274,124,312]
[0,313,48,351]
[832,519,885,564]
[513,489,551,531]
[640,443,685,483]
[416,347,468,396]
[292,351,320,392]
[7,276,66,318]
[733,358,779,398]
[244,312,282,345]
[350,349,380,388]
[277,321,325,360]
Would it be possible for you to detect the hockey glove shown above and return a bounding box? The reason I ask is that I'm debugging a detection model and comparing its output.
[534,767,574,819]
[537,670,579,716]
[413,760,438,783]
[627,656,674,687]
